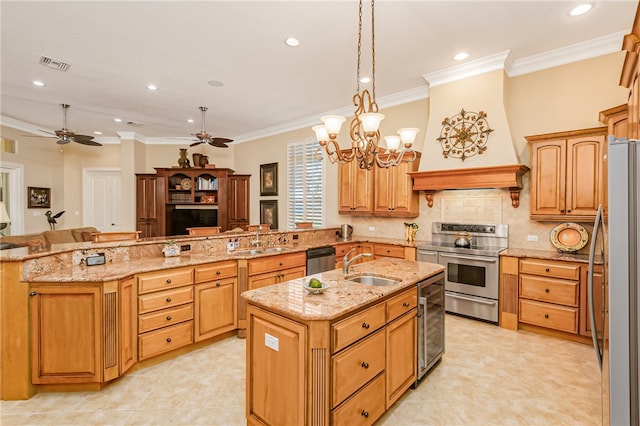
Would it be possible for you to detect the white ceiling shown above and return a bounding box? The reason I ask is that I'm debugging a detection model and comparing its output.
[0,1,636,146]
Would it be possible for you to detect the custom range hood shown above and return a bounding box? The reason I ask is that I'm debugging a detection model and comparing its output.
[410,51,529,208]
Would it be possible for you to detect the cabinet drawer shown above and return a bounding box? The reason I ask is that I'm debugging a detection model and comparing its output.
[520,275,578,306]
[335,243,355,258]
[138,267,193,294]
[139,303,194,333]
[519,259,579,280]
[332,372,386,426]
[248,252,306,275]
[194,261,237,283]
[519,299,578,334]
[373,244,405,259]
[138,320,194,361]
[332,330,385,407]
[332,303,386,353]
[386,288,417,322]
[138,286,194,314]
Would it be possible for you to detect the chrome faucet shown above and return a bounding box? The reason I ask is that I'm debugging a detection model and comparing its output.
[343,248,373,274]
[251,225,262,248]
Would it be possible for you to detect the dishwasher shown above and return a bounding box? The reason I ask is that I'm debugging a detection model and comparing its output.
[306,246,336,274]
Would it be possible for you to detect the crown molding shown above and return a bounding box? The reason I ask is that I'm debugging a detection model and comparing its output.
[423,51,512,87]
[0,115,52,137]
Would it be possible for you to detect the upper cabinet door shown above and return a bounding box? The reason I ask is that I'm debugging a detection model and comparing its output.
[530,140,566,217]
[566,136,604,216]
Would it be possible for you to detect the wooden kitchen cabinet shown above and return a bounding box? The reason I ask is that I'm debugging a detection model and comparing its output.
[227,174,250,230]
[30,285,103,384]
[247,251,307,290]
[119,276,137,375]
[136,266,194,361]
[338,151,374,214]
[136,174,162,238]
[527,127,607,221]
[599,104,627,218]
[194,261,238,342]
[373,152,421,217]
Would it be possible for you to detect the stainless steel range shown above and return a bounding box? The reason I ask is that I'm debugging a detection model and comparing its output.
[417,222,508,324]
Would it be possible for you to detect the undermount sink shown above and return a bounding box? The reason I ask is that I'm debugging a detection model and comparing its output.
[346,275,400,286]
[232,247,289,256]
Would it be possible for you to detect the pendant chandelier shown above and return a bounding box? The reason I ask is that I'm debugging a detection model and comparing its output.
[312,0,419,170]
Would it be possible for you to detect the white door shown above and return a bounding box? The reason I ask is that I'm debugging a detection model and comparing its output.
[83,169,121,231]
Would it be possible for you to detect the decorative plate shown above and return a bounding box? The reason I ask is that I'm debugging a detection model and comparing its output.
[303,280,329,294]
[180,178,192,190]
[550,223,589,252]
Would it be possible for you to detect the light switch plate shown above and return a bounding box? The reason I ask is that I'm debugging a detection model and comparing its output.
[527,235,539,242]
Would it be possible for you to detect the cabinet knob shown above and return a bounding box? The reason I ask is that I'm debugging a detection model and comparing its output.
[567,210,572,213]
[29,291,37,297]
[216,282,221,287]
[386,250,390,253]
[166,278,172,284]
[279,262,283,266]
[545,268,550,272]
[166,297,172,302]
[361,361,369,369]
[544,314,549,319]
[403,302,410,307]
[361,410,369,418]
[166,337,172,343]
[361,322,370,329]
[560,210,565,213]
[166,315,172,321]
[216,271,221,275]
[545,288,550,293]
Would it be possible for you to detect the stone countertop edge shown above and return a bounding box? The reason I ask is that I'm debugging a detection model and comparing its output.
[241,258,445,322]
[500,248,603,264]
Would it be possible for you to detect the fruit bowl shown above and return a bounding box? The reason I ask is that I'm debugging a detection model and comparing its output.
[302,279,329,294]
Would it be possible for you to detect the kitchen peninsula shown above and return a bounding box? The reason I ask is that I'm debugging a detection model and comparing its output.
[242,258,444,426]
[0,227,422,402]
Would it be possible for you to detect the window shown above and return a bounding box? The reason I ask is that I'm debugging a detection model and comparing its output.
[287,140,324,229]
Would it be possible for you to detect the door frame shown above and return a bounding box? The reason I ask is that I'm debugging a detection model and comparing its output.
[0,162,25,235]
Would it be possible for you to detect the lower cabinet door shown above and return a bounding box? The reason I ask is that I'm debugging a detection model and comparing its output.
[386,309,417,408]
[194,278,237,342]
[332,372,386,426]
[30,285,102,384]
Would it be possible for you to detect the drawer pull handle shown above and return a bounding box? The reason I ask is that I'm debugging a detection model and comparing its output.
[166,297,172,302]
[166,315,172,321]
[361,410,369,418]
[545,288,550,293]
[402,302,410,307]
[544,314,549,319]
[545,268,550,272]
[29,291,37,297]
[279,262,284,266]
[361,361,369,369]
[166,337,172,343]
[216,271,221,275]
[386,250,390,253]
[166,278,172,284]
[362,322,370,329]
[216,282,221,287]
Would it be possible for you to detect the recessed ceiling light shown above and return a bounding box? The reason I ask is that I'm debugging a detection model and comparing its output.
[146,84,158,91]
[187,119,194,124]
[32,80,45,87]
[359,76,371,84]
[207,80,224,87]
[570,3,593,16]
[454,52,469,61]
[114,118,122,123]
[284,37,300,47]
[93,131,102,135]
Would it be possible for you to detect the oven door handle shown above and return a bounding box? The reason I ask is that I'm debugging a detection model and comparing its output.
[446,292,497,305]
[439,253,497,263]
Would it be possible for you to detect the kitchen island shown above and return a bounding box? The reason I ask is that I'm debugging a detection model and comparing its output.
[241,258,444,426]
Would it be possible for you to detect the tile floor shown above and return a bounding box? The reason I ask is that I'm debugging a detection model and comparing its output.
[1,314,601,425]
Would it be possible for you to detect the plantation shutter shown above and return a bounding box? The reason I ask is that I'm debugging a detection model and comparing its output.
[287,140,324,229]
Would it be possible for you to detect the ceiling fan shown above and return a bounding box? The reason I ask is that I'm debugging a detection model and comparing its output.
[28,104,102,146]
[188,106,233,148]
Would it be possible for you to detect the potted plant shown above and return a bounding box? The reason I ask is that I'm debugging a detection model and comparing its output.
[162,240,181,257]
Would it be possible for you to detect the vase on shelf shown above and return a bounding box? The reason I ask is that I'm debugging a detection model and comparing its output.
[199,155,209,167]
[192,153,202,167]
[178,148,190,168]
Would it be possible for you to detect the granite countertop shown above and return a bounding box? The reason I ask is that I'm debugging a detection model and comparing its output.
[500,248,603,264]
[241,258,444,321]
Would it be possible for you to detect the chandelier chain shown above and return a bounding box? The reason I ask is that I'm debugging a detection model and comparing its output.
[356,0,363,94]
[370,0,376,100]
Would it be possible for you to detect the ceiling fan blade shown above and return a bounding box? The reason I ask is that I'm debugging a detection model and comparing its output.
[74,139,102,146]
[190,141,204,147]
[72,134,95,142]
[209,142,229,148]
[212,137,233,144]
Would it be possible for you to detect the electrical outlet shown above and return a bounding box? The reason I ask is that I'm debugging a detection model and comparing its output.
[527,235,538,242]
[368,226,375,232]
[180,244,191,251]
[293,234,299,240]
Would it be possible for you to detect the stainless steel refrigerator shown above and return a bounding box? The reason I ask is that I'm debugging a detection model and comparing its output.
[591,136,640,425]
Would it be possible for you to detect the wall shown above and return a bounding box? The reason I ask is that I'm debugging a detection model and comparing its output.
[0,52,630,241]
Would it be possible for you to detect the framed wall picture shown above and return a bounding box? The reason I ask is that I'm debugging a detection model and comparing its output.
[260,200,278,230]
[28,187,51,208]
[260,162,278,196]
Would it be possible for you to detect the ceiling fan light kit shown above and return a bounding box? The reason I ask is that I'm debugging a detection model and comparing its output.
[311,0,419,170]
